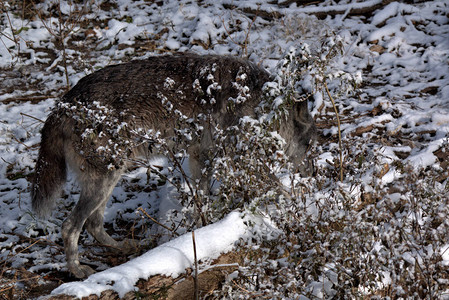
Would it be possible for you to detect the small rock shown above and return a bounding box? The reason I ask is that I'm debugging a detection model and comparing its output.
[370,44,385,54]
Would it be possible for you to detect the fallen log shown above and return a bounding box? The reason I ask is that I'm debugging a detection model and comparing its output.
[48,251,242,299]
[225,0,396,20]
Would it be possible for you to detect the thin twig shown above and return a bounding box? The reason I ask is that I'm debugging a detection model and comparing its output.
[3,0,19,49]
[137,207,179,236]
[164,145,207,226]
[12,136,32,150]
[324,81,344,181]
[0,275,41,293]
[192,231,199,300]
[2,95,51,104]
[20,112,45,123]
[231,280,267,298]
[1,238,43,275]
[221,12,257,57]
[34,0,88,91]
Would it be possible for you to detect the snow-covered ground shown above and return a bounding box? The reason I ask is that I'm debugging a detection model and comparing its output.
[1,0,448,298]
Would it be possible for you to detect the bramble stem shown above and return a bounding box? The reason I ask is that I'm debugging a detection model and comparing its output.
[324,81,344,181]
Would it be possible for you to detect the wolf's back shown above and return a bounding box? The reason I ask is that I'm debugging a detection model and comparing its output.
[31,112,67,219]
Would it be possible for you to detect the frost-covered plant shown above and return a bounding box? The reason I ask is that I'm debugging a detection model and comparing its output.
[296,37,362,96]
[221,10,257,57]
[142,36,362,234]
[132,101,209,231]
[139,79,292,229]
[35,0,90,90]
[288,36,362,181]
[214,151,449,299]
[58,100,142,171]
[0,0,25,64]
[210,38,446,299]
[209,116,289,222]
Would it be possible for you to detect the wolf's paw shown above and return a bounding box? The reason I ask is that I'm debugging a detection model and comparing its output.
[117,238,139,254]
[68,260,96,279]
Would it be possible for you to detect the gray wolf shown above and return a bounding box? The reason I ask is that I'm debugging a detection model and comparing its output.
[31,53,316,278]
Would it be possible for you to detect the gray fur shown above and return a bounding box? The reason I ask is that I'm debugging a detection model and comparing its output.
[31,53,316,278]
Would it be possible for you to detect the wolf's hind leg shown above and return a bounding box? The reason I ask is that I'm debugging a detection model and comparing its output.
[84,190,120,248]
[62,170,121,278]
[84,197,137,254]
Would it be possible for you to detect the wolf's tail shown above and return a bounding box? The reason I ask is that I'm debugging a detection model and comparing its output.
[31,113,67,219]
